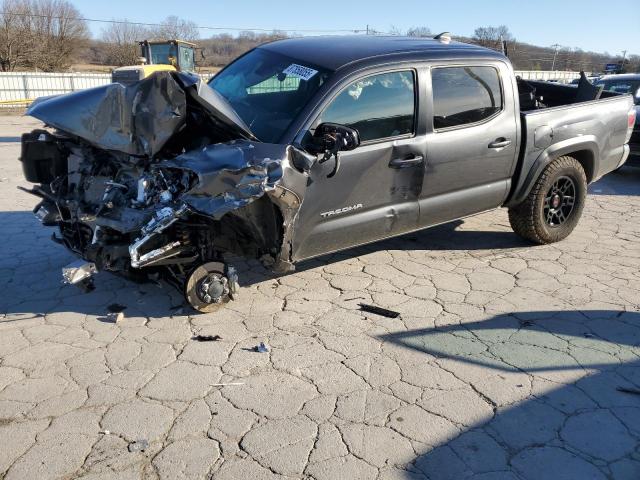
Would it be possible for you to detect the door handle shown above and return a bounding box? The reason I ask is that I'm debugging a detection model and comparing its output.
[488,138,512,149]
[389,155,424,169]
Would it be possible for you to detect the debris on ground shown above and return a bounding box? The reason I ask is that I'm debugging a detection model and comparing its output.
[343,295,366,301]
[358,303,400,319]
[105,311,125,324]
[192,335,222,342]
[211,382,245,386]
[128,439,149,452]
[100,430,110,435]
[107,303,127,313]
[246,342,270,353]
[617,387,640,396]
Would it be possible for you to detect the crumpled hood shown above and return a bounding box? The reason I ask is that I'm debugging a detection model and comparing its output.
[27,71,256,157]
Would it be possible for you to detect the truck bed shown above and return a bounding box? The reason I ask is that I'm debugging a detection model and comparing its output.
[506,79,634,207]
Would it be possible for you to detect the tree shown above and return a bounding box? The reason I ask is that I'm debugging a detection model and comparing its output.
[200,30,287,67]
[100,20,148,66]
[406,26,431,37]
[29,0,89,71]
[0,0,88,71]
[473,25,513,51]
[151,15,198,42]
[0,0,35,71]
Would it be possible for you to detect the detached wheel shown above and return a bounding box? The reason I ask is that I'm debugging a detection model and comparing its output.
[184,262,231,313]
[509,155,587,244]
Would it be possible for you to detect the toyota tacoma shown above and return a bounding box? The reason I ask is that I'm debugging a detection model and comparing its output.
[19,35,636,311]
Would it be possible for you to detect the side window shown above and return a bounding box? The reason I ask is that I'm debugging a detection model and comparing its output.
[432,66,503,129]
[178,45,195,72]
[319,71,415,142]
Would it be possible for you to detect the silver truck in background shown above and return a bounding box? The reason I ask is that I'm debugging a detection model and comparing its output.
[18,35,636,312]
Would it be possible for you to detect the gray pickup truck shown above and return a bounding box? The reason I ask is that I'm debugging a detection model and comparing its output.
[19,35,636,311]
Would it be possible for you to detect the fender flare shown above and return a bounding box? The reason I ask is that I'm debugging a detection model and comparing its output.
[506,136,599,207]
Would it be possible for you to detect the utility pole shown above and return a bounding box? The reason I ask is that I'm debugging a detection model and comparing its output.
[551,43,561,71]
[366,24,369,35]
[620,50,627,73]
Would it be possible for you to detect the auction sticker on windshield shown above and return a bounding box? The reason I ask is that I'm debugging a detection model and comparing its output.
[283,64,318,81]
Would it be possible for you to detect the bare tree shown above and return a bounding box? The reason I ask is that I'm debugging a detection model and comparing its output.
[151,15,199,42]
[406,26,432,37]
[200,30,287,66]
[0,0,88,71]
[29,0,89,70]
[472,25,513,51]
[100,20,148,66]
[0,0,36,71]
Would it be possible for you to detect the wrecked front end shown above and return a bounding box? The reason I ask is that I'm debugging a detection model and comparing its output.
[19,71,305,312]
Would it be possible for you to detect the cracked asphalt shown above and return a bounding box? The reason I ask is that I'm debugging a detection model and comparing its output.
[1,116,640,480]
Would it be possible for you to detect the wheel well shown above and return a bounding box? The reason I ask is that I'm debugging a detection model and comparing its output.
[209,196,284,260]
[566,150,595,183]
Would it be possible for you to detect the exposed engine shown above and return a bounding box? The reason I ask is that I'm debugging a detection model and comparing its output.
[18,71,301,312]
[21,129,240,307]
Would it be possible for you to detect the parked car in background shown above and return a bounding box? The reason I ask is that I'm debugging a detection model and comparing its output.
[595,74,640,163]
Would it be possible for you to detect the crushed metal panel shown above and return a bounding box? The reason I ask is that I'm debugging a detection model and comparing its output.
[161,141,287,219]
[27,72,187,157]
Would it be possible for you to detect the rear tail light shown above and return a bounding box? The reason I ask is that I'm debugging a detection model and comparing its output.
[626,108,636,143]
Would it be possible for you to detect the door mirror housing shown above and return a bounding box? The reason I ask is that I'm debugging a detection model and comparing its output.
[309,123,360,156]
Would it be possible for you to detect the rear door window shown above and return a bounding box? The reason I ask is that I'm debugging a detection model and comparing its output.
[431,66,503,129]
[319,71,415,142]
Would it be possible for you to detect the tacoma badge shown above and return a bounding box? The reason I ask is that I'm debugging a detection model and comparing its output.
[320,203,363,218]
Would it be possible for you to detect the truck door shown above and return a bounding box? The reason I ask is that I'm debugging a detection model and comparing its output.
[418,63,518,226]
[291,69,425,261]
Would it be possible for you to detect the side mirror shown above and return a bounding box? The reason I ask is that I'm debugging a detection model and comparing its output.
[310,123,360,155]
[308,123,360,178]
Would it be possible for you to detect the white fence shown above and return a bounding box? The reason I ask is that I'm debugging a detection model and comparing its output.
[0,70,587,106]
[0,72,111,104]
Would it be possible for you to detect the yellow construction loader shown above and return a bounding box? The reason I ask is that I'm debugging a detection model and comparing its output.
[111,39,197,85]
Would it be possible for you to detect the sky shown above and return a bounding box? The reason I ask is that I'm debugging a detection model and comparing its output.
[73,0,639,57]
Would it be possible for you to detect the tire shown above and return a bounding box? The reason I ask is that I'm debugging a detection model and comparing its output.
[508,155,587,244]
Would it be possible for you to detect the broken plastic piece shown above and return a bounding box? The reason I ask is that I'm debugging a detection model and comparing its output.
[62,260,97,285]
[128,439,149,452]
[358,303,400,318]
[255,342,269,353]
[107,303,127,313]
[192,335,222,342]
[226,265,239,297]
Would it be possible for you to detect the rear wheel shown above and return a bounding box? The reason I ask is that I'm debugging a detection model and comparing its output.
[509,155,587,244]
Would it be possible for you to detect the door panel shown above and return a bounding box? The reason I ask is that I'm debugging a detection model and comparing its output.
[292,137,425,260]
[419,64,518,225]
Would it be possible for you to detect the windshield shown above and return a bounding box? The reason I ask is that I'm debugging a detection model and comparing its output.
[595,78,640,105]
[149,43,178,66]
[209,48,331,143]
